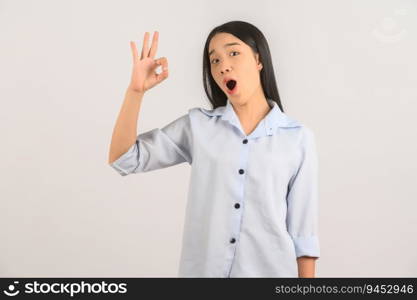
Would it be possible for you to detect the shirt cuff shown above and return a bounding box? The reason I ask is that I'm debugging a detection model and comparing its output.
[109,141,140,176]
[291,235,320,258]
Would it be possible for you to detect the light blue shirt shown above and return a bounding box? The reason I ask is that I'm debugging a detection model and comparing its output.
[109,98,320,277]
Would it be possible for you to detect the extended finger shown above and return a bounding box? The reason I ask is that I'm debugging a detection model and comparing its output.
[141,32,150,60]
[148,31,159,59]
[130,41,139,62]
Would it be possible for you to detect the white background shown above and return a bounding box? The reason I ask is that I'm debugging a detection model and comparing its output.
[0,0,416,277]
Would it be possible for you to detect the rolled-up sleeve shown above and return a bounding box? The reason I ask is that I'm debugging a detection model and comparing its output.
[109,112,193,176]
[286,127,320,259]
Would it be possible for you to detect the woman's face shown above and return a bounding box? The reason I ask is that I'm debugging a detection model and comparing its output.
[208,32,263,101]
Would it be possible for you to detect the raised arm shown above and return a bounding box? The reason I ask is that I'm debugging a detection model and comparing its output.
[108,31,169,164]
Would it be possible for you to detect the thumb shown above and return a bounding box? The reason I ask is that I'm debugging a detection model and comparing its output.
[154,58,168,81]
[155,66,169,83]
[154,57,168,72]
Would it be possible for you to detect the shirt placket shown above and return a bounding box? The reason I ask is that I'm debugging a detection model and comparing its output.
[224,135,250,277]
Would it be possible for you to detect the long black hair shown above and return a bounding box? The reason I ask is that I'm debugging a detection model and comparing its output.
[202,20,285,112]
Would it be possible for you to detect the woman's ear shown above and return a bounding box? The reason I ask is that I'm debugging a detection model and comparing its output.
[255,53,263,70]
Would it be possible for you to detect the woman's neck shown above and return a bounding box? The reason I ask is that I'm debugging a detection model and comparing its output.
[231,86,271,135]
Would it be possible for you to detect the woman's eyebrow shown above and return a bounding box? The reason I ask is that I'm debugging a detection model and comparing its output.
[209,42,241,56]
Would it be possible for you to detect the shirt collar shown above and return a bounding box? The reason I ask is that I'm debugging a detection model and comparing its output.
[200,98,301,138]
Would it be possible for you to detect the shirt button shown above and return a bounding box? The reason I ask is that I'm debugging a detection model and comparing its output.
[238,169,244,174]
[242,139,248,144]
[230,238,236,244]
[234,203,240,209]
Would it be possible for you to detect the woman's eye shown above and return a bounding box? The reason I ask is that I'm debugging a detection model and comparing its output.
[211,51,239,64]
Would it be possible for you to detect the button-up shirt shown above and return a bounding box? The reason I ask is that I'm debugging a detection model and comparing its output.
[109,98,320,277]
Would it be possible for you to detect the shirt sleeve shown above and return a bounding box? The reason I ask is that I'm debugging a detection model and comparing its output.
[286,127,320,259]
[109,112,193,176]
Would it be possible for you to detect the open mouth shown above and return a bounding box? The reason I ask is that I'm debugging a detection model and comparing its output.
[226,80,236,90]
[225,79,237,93]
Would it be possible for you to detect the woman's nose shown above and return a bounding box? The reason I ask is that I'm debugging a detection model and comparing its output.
[221,66,232,74]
